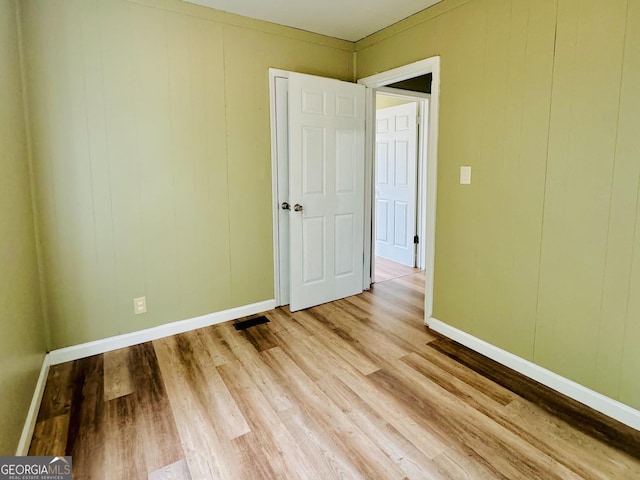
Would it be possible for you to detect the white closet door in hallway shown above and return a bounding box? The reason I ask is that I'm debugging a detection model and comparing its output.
[375,102,418,267]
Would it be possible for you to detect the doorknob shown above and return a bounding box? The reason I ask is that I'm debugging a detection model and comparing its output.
[293,204,303,212]
[281,202,290,210]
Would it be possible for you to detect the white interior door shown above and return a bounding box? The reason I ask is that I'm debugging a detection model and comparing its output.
[288,72,366,312]
[375,102,418,267]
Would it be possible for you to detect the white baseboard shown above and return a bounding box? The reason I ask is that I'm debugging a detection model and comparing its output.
[428,317,640,432]
[16,354,51,455]
[48,299,276,366]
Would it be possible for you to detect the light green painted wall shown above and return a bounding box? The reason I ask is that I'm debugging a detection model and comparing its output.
[20,0,353,349]
[376,95,414,110]
[0,0,46,455]
[357,0,640,410]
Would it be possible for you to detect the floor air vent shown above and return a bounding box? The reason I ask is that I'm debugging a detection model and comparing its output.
[233,315,270,331]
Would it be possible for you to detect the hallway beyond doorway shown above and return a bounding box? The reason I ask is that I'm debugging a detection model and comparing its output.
[374,256,420,283]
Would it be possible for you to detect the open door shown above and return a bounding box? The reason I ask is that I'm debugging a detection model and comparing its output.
[288,73,366,312]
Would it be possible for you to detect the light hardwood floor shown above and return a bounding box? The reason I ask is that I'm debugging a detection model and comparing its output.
[30,272,640,479]
[374,256,419,283]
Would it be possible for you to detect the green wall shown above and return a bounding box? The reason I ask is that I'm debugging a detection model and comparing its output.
[20,0,353,349]
[0,0,47,455]
[357,0,640,410]
[376,94,414,110]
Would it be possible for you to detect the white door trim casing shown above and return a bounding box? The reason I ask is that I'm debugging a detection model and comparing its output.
[374,88,431,273]
[359,56,441,320]
[269,68,290,306]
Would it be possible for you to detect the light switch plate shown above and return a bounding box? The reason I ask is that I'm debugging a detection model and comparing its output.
[460,166,472,185]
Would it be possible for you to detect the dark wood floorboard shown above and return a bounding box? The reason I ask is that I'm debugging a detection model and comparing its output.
[29,271,640,479]
[428,336,640,460]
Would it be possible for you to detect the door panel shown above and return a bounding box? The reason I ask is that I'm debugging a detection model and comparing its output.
[289,73,365,311]
[376,200,389,242]
[302,216,325,284]
[394,201,409,247]
[376,141,390,184]
[375,102,418,267]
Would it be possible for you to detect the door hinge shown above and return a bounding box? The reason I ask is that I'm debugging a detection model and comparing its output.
[414,235,419,244]
[417,115,421,125]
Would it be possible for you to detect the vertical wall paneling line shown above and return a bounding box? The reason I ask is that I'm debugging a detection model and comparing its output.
[57,0,82,345]
[467,0,492,337]
[498,0,519,353]
[531,0,560,360]
[612,0,640,406]
[77,0,100,286]
[499,0,531,357]
[509,0,530,357]
[60,0,95,339]
[15,0,51,350]
[95,0,120,329]
[470,0,510,345]
[195,18,226,315]
[593,0,630,399]
[613,177,636,400]
[619,157,640,405]
[79,0,118,340]
[189,17,203,313]
[221,25,234,305]
[129,1,150,323]
[163,7,183,316]
[498,0,514,340]
[98,0,146,338]
[185,17,203,311]
[142,2,180,326]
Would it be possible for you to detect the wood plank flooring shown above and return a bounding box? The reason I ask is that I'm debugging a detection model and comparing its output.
[374,256,419,283]
[29,272,640,479]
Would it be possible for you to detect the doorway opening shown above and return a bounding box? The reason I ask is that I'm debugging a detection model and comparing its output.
[359,57,440,322]
[270,57,440,322]
[372,88,429,284]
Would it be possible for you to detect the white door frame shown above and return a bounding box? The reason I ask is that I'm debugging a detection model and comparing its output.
[269,68,290,307]
[373,88,431,274]
[359,57,440,321]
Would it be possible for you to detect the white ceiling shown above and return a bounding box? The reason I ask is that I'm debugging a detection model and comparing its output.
[183,0,444,42]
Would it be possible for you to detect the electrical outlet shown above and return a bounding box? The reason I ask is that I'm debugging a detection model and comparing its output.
[133,296,147,315]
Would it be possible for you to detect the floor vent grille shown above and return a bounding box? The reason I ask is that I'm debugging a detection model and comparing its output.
[233,316,270,331]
